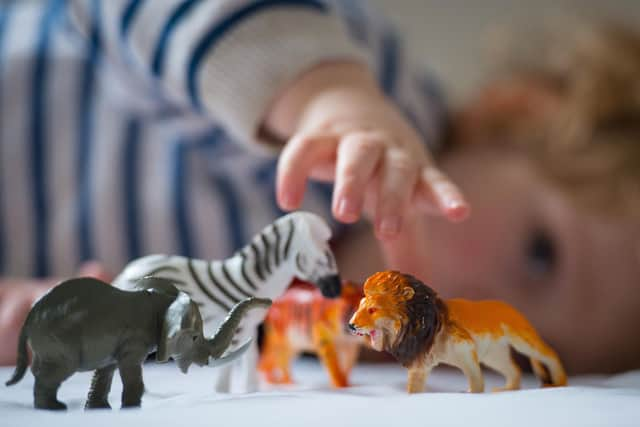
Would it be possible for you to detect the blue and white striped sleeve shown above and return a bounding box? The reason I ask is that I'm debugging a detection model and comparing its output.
[69,0,372,148]
[333,0,448,150]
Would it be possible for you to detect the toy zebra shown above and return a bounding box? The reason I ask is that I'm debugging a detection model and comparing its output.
[113,211,341,392]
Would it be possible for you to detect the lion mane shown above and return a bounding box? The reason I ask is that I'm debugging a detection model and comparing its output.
[366,272,447,367]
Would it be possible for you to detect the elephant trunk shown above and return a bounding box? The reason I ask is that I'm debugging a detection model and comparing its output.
[205,297,272,358]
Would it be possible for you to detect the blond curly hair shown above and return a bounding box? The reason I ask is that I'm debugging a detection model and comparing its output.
[453,23,640,218]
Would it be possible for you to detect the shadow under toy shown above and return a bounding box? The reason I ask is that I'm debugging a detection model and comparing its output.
[349,271,567,393]
[5,276,271,410]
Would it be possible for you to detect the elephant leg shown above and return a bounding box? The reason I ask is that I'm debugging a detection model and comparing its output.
[118,363,145,408]
[85,365,116,409]
[31,356,73,410]
[241,340,260,392]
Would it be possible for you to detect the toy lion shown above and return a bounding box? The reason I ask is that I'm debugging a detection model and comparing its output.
[348,271,567,393]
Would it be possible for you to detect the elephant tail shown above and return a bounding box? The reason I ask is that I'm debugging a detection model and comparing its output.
[5,325,29,386]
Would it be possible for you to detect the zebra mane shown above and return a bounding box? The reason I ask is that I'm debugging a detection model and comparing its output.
[233,212,330,264]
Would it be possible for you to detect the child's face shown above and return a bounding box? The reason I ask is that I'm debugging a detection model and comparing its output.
[424,143,640,373]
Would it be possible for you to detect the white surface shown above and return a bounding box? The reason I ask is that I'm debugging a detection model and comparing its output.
[2,359,640,427]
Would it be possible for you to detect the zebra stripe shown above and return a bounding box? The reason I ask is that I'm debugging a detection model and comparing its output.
[283,217,295,259]
[249,242,265,281]
[187,258,231,311]
[295,252,305,273]
[260,230,272,275]
[146,264,180,276]
[221,262,253,299]
[239,252,258,290]
[272,221,282,266]
[206,261,241,306]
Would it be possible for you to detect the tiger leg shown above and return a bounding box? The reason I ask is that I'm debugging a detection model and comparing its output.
[312,323,348,388]
[338,340,361,378]
[258,326,295,384]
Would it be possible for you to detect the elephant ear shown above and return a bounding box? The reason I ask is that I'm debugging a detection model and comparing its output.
[157,291,192,363]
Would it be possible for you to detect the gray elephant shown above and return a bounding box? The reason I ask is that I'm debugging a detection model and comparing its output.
[5,276,271,410]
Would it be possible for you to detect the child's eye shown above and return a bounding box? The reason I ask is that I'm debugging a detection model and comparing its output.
[526,228,556,277]
[368,308,377,314]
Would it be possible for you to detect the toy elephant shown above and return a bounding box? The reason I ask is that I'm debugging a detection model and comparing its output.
[5,276,271,410]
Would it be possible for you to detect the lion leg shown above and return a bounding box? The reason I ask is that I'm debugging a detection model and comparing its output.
[508,335,567,387]
[530,359,550,385]
[406,361,433,394]
[450,340,484,393]
[481,342,521,392]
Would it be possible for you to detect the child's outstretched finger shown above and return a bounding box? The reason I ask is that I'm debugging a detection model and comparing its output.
[419,166,469,221]
[332,131,384,223]
[375,148,419,240]
[277,132,337,211]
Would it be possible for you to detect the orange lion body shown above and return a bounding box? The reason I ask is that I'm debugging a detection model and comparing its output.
[258,281,364,388]
[349,271,567,393]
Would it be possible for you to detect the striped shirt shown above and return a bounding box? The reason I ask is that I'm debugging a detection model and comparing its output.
[0,0,446,278]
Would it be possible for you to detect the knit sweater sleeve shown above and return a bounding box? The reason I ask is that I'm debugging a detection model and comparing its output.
[69,0,372,148]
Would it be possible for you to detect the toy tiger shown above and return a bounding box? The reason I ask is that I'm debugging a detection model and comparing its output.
[349,271,567,393]
[258,280,365,388]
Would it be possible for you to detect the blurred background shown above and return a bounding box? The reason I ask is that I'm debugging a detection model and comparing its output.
[369,0,640,103]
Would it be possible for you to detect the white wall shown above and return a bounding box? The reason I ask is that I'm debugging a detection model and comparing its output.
[369,0,640,101]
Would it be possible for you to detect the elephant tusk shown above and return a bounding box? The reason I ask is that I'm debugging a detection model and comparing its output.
[207,339,252,368]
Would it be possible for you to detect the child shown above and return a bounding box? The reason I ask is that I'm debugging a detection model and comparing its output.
[2,1,639,377]
[0,0,464,364]
[337,23,640,374]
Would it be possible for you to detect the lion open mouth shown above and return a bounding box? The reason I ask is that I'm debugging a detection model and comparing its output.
[352,327,385,351]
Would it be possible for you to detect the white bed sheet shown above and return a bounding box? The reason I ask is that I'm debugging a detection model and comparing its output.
[1,359,639,427]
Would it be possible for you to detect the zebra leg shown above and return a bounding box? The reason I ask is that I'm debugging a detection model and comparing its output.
[241,339,260,393]
[214,364,233,393]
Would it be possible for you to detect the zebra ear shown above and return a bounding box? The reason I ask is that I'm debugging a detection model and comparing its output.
[157,292,191,363]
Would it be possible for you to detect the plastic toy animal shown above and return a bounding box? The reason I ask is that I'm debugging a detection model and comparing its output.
[5,276,271,410]
[259,281,365,388]
[113,211,341,392]
[348,271,567,393]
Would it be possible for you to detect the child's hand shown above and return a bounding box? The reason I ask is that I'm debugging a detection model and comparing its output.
[0,262,111,365]
[270,62,468,240]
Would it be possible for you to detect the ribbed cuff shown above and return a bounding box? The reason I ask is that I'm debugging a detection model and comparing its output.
[197,8,371,155]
